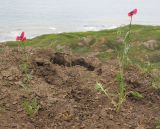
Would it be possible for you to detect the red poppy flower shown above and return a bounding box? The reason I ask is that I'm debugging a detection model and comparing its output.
[128,9,138,17]
[16,32,26,41]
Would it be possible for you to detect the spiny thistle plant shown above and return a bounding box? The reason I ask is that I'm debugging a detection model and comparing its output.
[116,8,138,112]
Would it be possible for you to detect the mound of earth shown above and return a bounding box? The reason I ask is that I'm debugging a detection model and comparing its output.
[0,47,159,129]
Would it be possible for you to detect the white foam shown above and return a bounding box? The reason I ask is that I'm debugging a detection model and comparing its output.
[83,25,106,31]
[9,31,20,38]
[106,25,118,29]
[82,24,121,31]
[0,25,121,42]
[84,26,97,31]
[48,27,56,30]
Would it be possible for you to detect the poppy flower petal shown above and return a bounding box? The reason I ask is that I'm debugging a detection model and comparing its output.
[16,36,22,40]
[20,32,25,38]
[22,37,26,41]
[16,32,27,41]
[128,8,138,17]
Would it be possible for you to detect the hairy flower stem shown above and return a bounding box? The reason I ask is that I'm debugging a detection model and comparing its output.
[129,16,132,30]
[116,16,133,112]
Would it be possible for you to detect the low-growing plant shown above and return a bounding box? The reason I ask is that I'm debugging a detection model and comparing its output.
[116,72,126,112]
[152,77,160,90]
[19,53,33,85]
[19,63,30,74]
[20,83,32,93]
[95,82,111,99]
[0,47,4,54]
[95,82,116,106]
[129,91,143,99]
[23,98,40,117]
[143,61,155,74]
[0,107,5,112]
[156,119,160,129]
[23,73,32,83]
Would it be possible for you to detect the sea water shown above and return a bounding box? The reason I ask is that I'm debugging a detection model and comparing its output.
[0,0,159,41]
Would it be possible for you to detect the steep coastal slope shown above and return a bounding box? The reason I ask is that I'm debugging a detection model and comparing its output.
[0,25,160,129]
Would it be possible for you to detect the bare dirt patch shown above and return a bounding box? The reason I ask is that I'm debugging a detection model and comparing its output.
[0,47,159,129]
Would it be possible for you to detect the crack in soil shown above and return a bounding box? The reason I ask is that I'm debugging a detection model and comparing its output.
[50,52,95,71]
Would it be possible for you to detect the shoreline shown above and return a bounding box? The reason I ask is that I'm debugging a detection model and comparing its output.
[0,25,119,43]
[1,24,160,43]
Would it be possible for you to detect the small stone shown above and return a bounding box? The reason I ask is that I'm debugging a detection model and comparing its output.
[151,69,160,78]
[143,40,159,50]
[56,45,65,50]
[106,49,114,53]
[17,108,23,113]
[12,101,18,105]
[1,70,10,77]
[11,123,18,128]
[5,104,10,108]
[109,114,114,120]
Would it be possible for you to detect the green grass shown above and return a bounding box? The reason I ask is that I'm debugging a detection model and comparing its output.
[4,25,159,45]
[4,25,160,57]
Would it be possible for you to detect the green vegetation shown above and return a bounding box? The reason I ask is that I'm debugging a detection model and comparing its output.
[23,98,40,117]
[115,23,132,112]
[19,62,30,75]
[95,82,116,106]
[0,107,5,112]
[129,91,143,99]
[19,52,32,83]
[152,77,160,90]
[156,120,160,129]
[116,72,126,112]
[95,82,111,100]
[5,25,160,63]
[18,51,33,92]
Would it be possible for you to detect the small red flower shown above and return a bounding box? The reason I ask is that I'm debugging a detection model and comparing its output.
[16,32,26,41]
[128,9,138,17]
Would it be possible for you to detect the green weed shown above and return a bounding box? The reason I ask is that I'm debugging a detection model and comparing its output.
[95,82,111,99]
[0,107,6,112]
[23,98,40,117]
[19,63,30,74]
[152,77,160,90]
[19,53,33,84]
[95,82,116,106]
[116,72,126,112]
[156,119,160,129]
[129,91,143,99]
